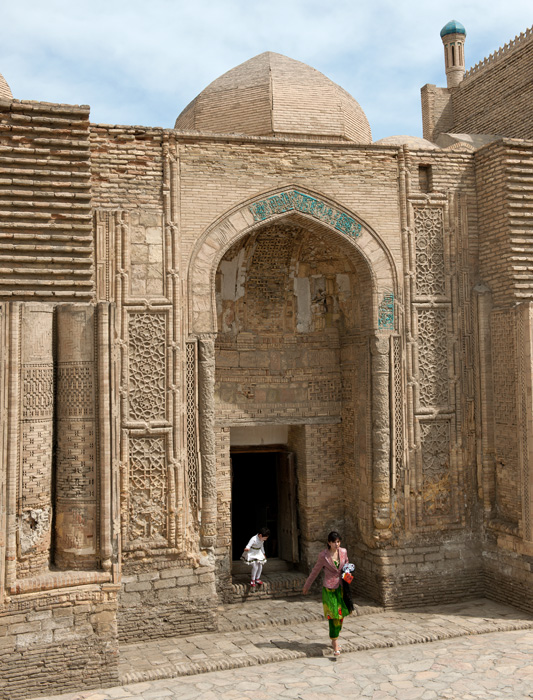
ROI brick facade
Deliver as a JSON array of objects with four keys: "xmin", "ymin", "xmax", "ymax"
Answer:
[{"xmin": 1, "ymin": 22, "xmax": 533, "ymax": 699}]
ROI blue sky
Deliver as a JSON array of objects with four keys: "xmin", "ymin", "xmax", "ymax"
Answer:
[{"xmin": 2, "ymin": 0, "xmax": 532, "ymax": 140}]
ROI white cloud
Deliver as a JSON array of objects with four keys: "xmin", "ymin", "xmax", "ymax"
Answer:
[{"xmin": 1, "ymin": 0, "xmax": 532, "ymax": 138}]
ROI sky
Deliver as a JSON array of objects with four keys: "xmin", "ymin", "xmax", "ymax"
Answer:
[{"xmin": 1, "ymin": 0, "xmax": 532, "ymax": 141}]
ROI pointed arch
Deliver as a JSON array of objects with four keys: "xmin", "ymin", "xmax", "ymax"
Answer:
[{"xmin": 188, "ymin": 185, "xmax": 398, "ymax": 335}]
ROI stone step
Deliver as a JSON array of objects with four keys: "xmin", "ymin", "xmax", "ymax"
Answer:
[
  {"xmin": 231, "ymin": 557, "xmax": 294, "ymax": 574},
  {"xmin": 229, "ymin": 570, "xmax": 308, "ymax": 602},
  {"xmin": 117, "ymin": 597, "xmax": 533, "ymax": 686},
  {"xmin": 217, "ymin": 593, "xmax": 384, "ymax": 633}
]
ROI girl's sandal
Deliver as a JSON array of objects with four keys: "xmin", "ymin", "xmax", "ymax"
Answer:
[{"xmin": 333, "ymin": 649, "xmax": 341, "ymax": 656}]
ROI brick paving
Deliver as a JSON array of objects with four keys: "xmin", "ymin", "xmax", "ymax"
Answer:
[{"xmin": 26, "ymin": 597, "xmax": 533, "ymax": 699}]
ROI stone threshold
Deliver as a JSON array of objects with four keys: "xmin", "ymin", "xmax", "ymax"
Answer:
[
  {"xmin": 118, "ymin": 597, "xmax": 533, "ymax": 686},
  {"xmin": 229, "ymin": 570, "xmax": 308, "ymax": 602}
]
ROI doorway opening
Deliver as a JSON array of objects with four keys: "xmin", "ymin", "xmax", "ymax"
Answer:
[{"xmin": 231, "ymin": 447, "xmax": 299, "ymax": 565}]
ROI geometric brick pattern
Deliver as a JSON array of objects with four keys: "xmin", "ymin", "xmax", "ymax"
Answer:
[
  {"xmin": 22, "ymin": 367, "xmax": 54, "ymax": 419},
  {"xmin": 20, "ymin": 421, "xmax": 53, "ymax": 510},
  {"xmin": 417, "ymin": 307, "xmax": 449, "ymax": 408},
  {"xmin": 57, "ymin": 364, "xmax": 94, "ymax": 419},
  {"xmin": 186, "ymin": 341, "xmax": 200, "ymax": 514},
  {"xmin": 127, "ymin": 436, "xmax": 167, "ymax": 545},
  {"xmin": 56, "ymin": 420, "xmax": 96, "ymax": 500},
  {"xmin": 128, "ymin": 313, "xmax": 166, "ymax": 422},
  {"xmin": 414, "ymin": 205, "xmax": 445, "ymax": 297}
]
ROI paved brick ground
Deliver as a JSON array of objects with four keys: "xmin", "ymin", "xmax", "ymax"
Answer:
[{"xmin": 27, "ymin": 597, "xmax": 533, "ymax": 700}]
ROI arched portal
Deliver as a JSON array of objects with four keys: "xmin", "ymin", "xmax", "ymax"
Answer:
[
  {"xmin": 187, "ymin": 187, "xmax": 400, "ymax": 583},
  {"xmin": 188, "ymin": 187, "xmax": 397, "ymax": 335}
]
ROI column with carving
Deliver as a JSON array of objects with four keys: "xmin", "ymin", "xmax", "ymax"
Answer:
[
  {"xmin": 197, "ymin": 335, "xmax": 217, "ymax": 548},
  {"xmin": 17, "ymin": 303, "xmax": 55, "ymax": 579},
  {"xmin": 55, "ymin": 304, "xmax": 98, "ymax": 569},
  {"xmin": 371, "ymin": 335, "xmax": 392, "ymax": 538}
]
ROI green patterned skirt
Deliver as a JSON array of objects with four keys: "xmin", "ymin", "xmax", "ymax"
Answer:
[{"xmin": 322, "ymin": 586, "xmax": 350, "ymax": 621}]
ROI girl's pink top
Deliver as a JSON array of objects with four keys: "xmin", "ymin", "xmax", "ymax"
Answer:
[{"xmin": 303, "ymin": 547, "xmax": 349, "ymax": 592}]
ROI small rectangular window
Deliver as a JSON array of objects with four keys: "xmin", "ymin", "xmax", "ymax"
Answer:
[{"xmin": 419, "ymin": 165, "xmax": 432, "ymax": 193}]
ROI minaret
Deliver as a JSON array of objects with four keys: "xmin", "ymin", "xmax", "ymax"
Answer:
[{"xmin": 440, "ymin": 20, "xmax": 466, "ymax": 88}]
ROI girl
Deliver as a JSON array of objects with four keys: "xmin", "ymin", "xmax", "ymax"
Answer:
[
  {"xmin": 302, "ymin": 531, "xmax": 351, "ymax": 656},
  {"xmin": 242, "ymin": 526, "xmax": 270, "ymax": 586}
]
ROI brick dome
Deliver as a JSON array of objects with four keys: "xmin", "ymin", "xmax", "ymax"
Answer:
[
  {"xmin": 175, "ymin": 52, "xmax": 372, "ymax": 144},
  {"xmin": 0, "ymin": 72, "xmax": 13, "ymax": 101}
]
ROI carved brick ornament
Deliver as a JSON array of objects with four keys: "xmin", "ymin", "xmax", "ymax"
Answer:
[
  {"xmin": 128, "ymin": 313, "xmax": 167, "ymax": 422},
  {"xmin": 414, "ymin": 206, "xmax": 446, "ymax": 297}
]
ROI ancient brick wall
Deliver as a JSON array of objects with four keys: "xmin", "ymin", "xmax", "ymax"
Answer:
[
  {"xmin": 190, "ymin": 139, "xmax": 486, "ymax": 604},
  {"xmin": 0, "ymin": 299, "xmax": 120, "ymax": 697},
  {"xmin": 476, "ymin": 301, "xmax": 533, "ymax": 617},
  {"xmin": 90, "ymin": 127, "xmax": 219, "ymax": 643},
  {"xmin": 117, "ymin": 561, "xmax": 216, "ymax": 642},
  {"xmin": 398, "ymin": 149, "xmax": 478, "ymax": 542},
  {"xmin": 474, "ymin": 142, "xmax": 533, "ymax": 599},
  {"xmin": 341, "ymin": 337, "xmax": 372, "ymax": 551},
  {"xmin": 14, "ymin": 304, "xmax": 55, "ymax": 580},
  {"xmin": 0, "ymin": 301, "xmax": 117, "ymax": 582},
  {"xmin": 90, "ymin": 125, "xmax": 164, "ymax": 210},
  {"xmin": 2, "ymin": 35, "xmax": 533, "ymax": 693},
  {"xmin": 420, "ymin": 85, "xmax": 454, "ymax": 142},
  {"xmin": 353, "ymin": 536, "xmax": 483, "ymax": 607},
  {"xmin": 176, "ymin": 139, "xmax": 401, "ymax": 259},
  {"xmin": 490, "ymin": 309, "xmax": 521, "ymax": 530},
  {"xmin": 0, "ymin": 101, "xmax": 94, "ymax": 301},
  {"xmin": 285, "ymin": 423, "xmax": 344, "ymax": 569},
  {"xmin": 475, "ymin": 140, "xmax": 533, "ymax": 306},
  {"xmin": 483, "ymin": 536, "xmax": 533, "ymax": 615},
  {"xmin": 0, "ymin": 586, "xmax": 119, "ymax": 700},
  {"xmin": 452, "ymin": 30, "xmax": 533, "ymax": 140}
]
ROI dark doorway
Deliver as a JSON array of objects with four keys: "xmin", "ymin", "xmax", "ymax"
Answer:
[{"xmin": 231, "ymin": 448, "xmax": 299, "ymax": 563}]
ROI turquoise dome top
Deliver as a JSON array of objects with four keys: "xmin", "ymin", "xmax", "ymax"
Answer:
[{"xmin": 440, "ymin": 20, "xmax": 466, "ymax": 38}]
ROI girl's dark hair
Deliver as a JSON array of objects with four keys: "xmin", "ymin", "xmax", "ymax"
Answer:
[
  {"xmin": 259, "ymin": 527, "xmax": 271, "ymax": 537},
  {"xmin": 327, "ymin": 531, "xmax": 341, "ymax": 543}
]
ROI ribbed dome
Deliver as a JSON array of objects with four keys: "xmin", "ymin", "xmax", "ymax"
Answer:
[
  {"xmin": 0, "ymin": 72, "xmax": 13, "ymax": 101},
  {"xmin": 374, "ymin": 135, "xmax": 440, "ymax": 150},
  {"xmin": 175, "ymin": 52, "xmax": 371, "ymax": 144}
]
